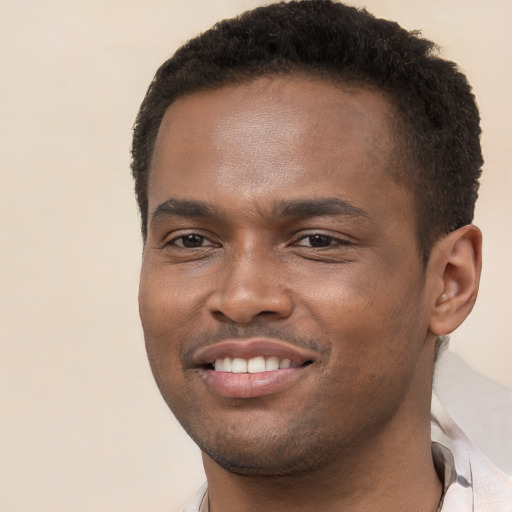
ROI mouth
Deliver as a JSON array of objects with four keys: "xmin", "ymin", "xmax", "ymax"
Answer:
[
  {"xmin": 193, "ymin": 339, "xmax": 316, "ymax": 399},
  {"xmin": 206, "ymin": 356, "xmax": 312, "ymax": 373}
]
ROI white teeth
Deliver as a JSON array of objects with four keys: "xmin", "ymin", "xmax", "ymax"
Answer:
[
  {"xmin": 248, "ymin": 356, "xmax": 266, "ymax": 373},
  {"xmin": 231, "ymin": 358, "xmax": 248, "ymax": 373},
  {"xmin": 265, "ymin": 356, "xmax": 279, "ymax": 371},
  {"xmin": 214, "ymin": 357, "xmax": 230, "ymax": 372},
  {"xmin": 213, "ymin": 356, "xmax": 300, "ymax": 373}
]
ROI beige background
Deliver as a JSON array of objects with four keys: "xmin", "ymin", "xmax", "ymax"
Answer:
[{"xmin": 1, "ymin": 0, "xmax": 511, "ymax": 510}]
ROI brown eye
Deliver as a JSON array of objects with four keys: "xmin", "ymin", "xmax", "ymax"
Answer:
[
  {"xmin": 306, "ymin": 234, "xmax": 334, "ymax": 247},
  {"xmin": 177, "ymin": 234, "xmax": 206, "ymax": 248},
  {"xmin": 293, "ymin": 233, "xmax": 350, "ymax": 249}
]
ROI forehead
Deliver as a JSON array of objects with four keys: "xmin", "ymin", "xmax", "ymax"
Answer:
[{"xmin": 149, "ymin": 76, "xmax": 409, "ymax": 223}]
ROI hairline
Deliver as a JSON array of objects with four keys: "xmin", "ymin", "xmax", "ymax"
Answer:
[{"xmin": 144, "ymin": 68, "xmax": 429, "ymax": 259}]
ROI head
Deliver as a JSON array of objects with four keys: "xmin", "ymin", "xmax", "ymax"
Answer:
[
  {"xmin": 132, "ymin": 0, "xmax": 482, "ymax": 263},
  {"xmin": 133, "ymin": 1, "xmax": 482, "ymax": 478}
]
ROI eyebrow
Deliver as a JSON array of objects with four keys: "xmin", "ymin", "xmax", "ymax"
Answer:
[
  {"xmin": 151, "ymin": 198, "xmax": 219, "ymax": 226},
  {"xmin": 271, "ymin": 198, "xmax": 370, "ymax": 220},
  {"xmin": 150, "ymin": 196, "xmax": 371, "ymax": 227}
]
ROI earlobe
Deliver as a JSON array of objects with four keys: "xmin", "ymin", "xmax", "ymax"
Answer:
[{"xmin": 428, "ymin": 225, "xmax": 482, "ymax": 336}]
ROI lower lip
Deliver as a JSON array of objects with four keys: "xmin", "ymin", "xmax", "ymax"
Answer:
[{"xmin": 200, "ymin": 366, "xmax": 310, "ymax": 399}]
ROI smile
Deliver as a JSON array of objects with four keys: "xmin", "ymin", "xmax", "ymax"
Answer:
[
  {"xmin": 213, "ymin": 356, "xmax": 301, "ymax": 373},
  {"xmin": 194, "ymin": 338, "xmax": 317, "ymax": 398}
]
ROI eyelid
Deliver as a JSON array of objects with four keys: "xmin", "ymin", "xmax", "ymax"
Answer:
[
  {"xmin": 164, "ymin": 230, "xmax": 220, "ymax": 248},
  {"xmin": 291, "ymin": 230, "xmax": 352, "ymax": 247}
]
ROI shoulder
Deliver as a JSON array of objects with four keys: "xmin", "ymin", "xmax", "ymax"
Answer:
[
  {"xmin": 432, "ymin": 394, "xmax": 512, "ymax": 512},
  {"xmin": 182, "ymin": 482, "xmax": 208, "ymax": 512}
]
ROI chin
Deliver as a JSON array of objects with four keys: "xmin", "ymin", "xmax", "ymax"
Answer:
[
  {"xmin": 202, "ymin": 444, "xmax": 337, "ymax": 477},
  {"xmin": 189, "ymin": 420, "xmax": 347, "ymax": 477}
]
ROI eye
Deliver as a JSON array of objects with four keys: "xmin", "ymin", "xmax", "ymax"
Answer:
[
  {"xmin": 295, "ymin": 233, "xmax": 344, "ymax": 248},
  {"xmin": 171, "ymin": 234, "xmax": 212, "ymax": 248},
  {"xmin": 304, "ymin": 234, "xmax": 333, "ymax": 247}
]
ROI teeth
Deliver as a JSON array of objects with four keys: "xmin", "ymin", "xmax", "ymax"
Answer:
[
  {"xmin": 213, "ymin": 356, "xmax": 300, "ymax": 373},
  {"xmin": 214, "ymin": 357, "xmax": 231, "ymax": 372},
  {"xmin": 247, "ymin": 356, "xmax": 265, "ymax": 373},
  {"xmin": 265, "ymin": 356, "xmax": 279, "ymax": 371},
  {"xmin": 231, "ymin": 358, "xmax": 248, "ymax": 373}
]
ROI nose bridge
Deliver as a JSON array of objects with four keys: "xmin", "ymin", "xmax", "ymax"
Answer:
[{"xmin": 211, "ymin": 238, "xmax": 292, "ymax": 323}]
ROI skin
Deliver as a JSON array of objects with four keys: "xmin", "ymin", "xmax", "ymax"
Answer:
[{"xmin": 139, "ymin": 76, "xmax": 481, "ymax": 511}]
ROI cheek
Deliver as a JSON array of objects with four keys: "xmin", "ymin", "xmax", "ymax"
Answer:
[
  {"xmin": 138, "ymin": 266, "xmax": 203, "ymax": 409},
  {"xmin": 139, "ymin": 261, "xmax": 205, "ymax": 339},
  {"xmin": 302, "ymin": 261, "xmax": 427, "ymax": 363},
  {"xmin": 308, "ymin": 273, "xmax": 427, "ymax": 427},
  {"xmin": 139, "ymin": 265, "xmax": 193, "ymax": 388}
]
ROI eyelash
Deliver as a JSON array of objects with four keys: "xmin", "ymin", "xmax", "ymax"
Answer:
[
  {"xmin": 166, "ymin": 231, "xmax": 351, "ymax": 249},
  {"xmin": 292, "ymin": 232, "xmax": 351, "ymax": 248},
  {"xmin": 167, "ymin": 232, "xmax": 217, "ymax": 249}
]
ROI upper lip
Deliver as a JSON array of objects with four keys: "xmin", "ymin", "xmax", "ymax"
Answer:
[{"xmin": 193, "ymin": 338, "xmax": 319, "ymax": 366}]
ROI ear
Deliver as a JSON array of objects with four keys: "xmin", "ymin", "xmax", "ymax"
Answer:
[{"xmin": 427, "ymin": 225, "xmax": 482, "ymax": 336}]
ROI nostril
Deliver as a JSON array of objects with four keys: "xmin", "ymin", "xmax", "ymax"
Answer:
[{"xmin": 208, "ymin": 286, "xmax": 294, "ymax": 324}]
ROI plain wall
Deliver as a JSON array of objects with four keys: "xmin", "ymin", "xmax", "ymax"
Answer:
[{"xmin": 0, "ymin": 1, "xmax": 510, "ymax": 510}]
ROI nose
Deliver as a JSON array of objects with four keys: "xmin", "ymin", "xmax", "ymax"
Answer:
[{"xmin": 208, "ymin": 247, "xmax": 293, "ymax": 324}]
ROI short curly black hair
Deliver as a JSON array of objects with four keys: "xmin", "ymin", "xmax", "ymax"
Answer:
[{"xmin": 131, "ymin": 0, "xmax": 482, "ymax": 262}]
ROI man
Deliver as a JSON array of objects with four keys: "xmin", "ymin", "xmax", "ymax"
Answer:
[{"xmin": 131, "ymin": 1, "xmax": 512, "ymax": 510}]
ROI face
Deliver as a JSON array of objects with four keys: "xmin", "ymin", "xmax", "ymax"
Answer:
[{"xmin": 139, "ymin": 76, "xmax": 436, "ymax": 476}]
